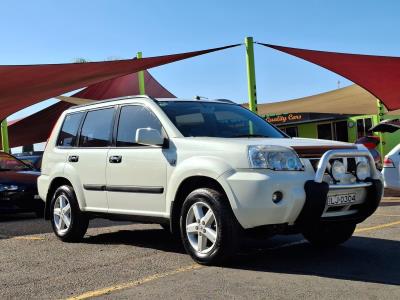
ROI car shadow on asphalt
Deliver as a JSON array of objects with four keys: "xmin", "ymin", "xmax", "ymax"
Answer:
[
  {"xmin": 0, "ymin": 214, "xmax": 130, "ymax": 238},
  {"xmin": 0, "ymin": 212, "xmax": 39, "ymax": 222},
  {"xmin": 83, "ymin": 228, "xmax": 399, "ymax": 286},
  {"xmin": 84, "ymin": 228, "xmax": 186, "ymax": 254},
  {"xmin": 228, "ymin": 236, "xmax": 400, "ymax": 286}
]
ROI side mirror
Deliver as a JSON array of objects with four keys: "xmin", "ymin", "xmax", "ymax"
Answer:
[{"xmin": 135, "ymin": 128, "xmax": 164, "ymax": 146}]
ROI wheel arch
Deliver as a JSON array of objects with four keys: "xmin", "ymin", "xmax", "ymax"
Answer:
[{"xmin": 169, "ymin": 175, "xmax": 235, "ymax": 236}]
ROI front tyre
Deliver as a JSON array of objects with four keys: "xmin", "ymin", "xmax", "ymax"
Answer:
[
  {"xmin": 50, "ymin": 185, "xmax": 89, "ymax": 242},
  {"xmin": 180, "ymin": 188, "xmax": 238, "ymax": 265},
  {"xmin": 302, "ymin": 222, "xmax": 356, "ymax": 248}
]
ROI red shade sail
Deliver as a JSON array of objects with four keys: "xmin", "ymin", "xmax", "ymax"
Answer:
[
  {"xmin": 0, "ymin": 44, "xmax": 240, "ymax": 122},
  {"xmin": 5, "ymin": 70, "xmax": 175, "ymax": 148},
  {"xmin": 258, "ymin": 43, "xmax": 400, "ymax": 111}
]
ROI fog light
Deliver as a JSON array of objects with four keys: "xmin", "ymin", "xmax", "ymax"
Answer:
[
  {"xmin": 331, "ymin": 160, "xmax": 346, "ymax": 181},
  {"xmin": 272, "ymin": 191, "xmax": 283, "ymax": 203},
  {"xmin": 356, "ymin": 161, "xmax": 370, "ymax": 181}
]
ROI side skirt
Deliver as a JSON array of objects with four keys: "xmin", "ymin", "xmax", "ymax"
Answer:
[{"xmin": 85, "ymin": 211, "xmax": 169, "ymax": 225}]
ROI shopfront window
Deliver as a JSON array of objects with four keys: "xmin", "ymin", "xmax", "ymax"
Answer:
[
  {"xmin": 317, "ymin": 121, "xmax": 348, "ymax": 141},
  {"xmin": 334, "ymin": 121, "xmax": 349, "ymax": 142},
  {"xmin": 282, "ymin": 126, "xmax": 298, "ymax": 137},
  {"xmin": 317, "ymin": 123, "xmax": 333, "ymax": 140},
  {"xmin": 357, "ymin": 118, "xmax": 372, "ymax": 138}
]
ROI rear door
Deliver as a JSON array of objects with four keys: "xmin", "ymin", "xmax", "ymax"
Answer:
[{"xmin": 65, "ymin": 107, "xmax": 116, "ymax": 212}]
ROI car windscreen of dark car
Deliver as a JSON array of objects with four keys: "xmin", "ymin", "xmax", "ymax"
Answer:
[
  {"xmin": 18, "ymin": 156, "xmax": 42, "ymax": 171},
  {"xmin": 158, "ymin": 101, "xmax": 285, "ymax": 138},
  {"xmin": 0, "ymin": 152, "xmax": 32, "ymax": 171}
]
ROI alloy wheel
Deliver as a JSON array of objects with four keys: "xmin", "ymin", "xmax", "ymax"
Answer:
[
  {"xmin": 53, "ymin": 194, "xmax": 71, "ymax": 235},
  {"xmin": 185, "ymin": 201, "xmax": 218, "ymax": 255}
]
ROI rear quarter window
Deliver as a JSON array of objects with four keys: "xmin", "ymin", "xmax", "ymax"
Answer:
[{"xmin": 57, "ymin": 112, "xmax": 84, "ymax": 147}]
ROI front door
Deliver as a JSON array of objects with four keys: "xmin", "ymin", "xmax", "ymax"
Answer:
[{"xmin": 106, "ymin": 105, "xmax": 168, "ymax": 216}]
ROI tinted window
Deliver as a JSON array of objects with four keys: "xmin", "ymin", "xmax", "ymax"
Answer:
[
  {"xmin": 284, "ymin": 126, "xmax": 298, "ymax": 137},
  {"xmin": 158, "ymin": 101, "xmax": 284, "ymax": 138},
  {"xmin": 317, "ymin": 123, "xmax": 333, "ymax": 140},
  {"xmin": 357, "ymin": 118, "xmax": 373, "ymax": 138},
  {"xmin": 116, "ymin": 106, "xmax": 162, "ymax": 147},
  {"xmin": 334, "ymin": 121, "xmax": 349, "ymax": 142},
  {"xmin": 79, "ymin": 108, "xmax": 115, "ymax": 147},
  {"xmin": 365, "ymin": 118, "xmax": 372, "ymax": 134},
  {"xmin": 57, "ymin": 112, "xmax": 84, "ymax": 147}
]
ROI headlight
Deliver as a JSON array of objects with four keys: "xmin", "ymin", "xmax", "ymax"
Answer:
[
  {"xmin": 0, "ymin": 184, "xmax": 19, "ymax": 192},
  {"xmin": 356, "ymin": 161, "xmax": 371, "ymax": 181},
  {"xmin": 331, "ymin": 160, "xmax": 346, "ymax": 181},
  {"xmin": 248, "ymin": 145, "xmax": 304, "ymax": 171}
]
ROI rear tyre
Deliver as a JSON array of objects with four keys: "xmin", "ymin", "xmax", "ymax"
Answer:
[
  {"xmin": 50, "ymin": 185, "xmax": 89, "ymax": 242},
  {"xmin": 180, "ymin": 188, "xmax": 239, "ymax": 265},
  {"xmin": 302, "ymin": 222, "xmax": 356, "ymax": 248}
]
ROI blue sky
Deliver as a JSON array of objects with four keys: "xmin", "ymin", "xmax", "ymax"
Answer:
[{"xmin": 2, "ymin": 0, "xmax": 400, "ymax": 120}]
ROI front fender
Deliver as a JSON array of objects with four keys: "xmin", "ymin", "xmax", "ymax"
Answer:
[{"xmin": 165, "ymin": 156, "xmax": 235, "ymax": 214}]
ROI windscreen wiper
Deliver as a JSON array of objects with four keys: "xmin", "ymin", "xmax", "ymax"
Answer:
[{"xmin": 232, "ymin": 134, "xmax": 269, "ymax": 138}]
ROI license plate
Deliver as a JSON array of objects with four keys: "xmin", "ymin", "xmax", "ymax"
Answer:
[{"xmin": 327, "ymin": 193, "xmax": 356, "ymax": 206}]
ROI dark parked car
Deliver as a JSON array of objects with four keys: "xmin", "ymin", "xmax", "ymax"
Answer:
[
  {"xmin": 14, "ymin": 151, "xmax": 43, "ymax": 171},
  {"xmin": 0, "ymin": 152, "xmax": 43, "ymax": 217}
]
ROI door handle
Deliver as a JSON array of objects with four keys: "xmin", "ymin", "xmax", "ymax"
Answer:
[
  {"xmin": 109, "ymin": 155, "xmax": 122, "ymax": 163},
  {"xmin": 68, "ymin": 155, "xmax": 79, "ymax": 163}
]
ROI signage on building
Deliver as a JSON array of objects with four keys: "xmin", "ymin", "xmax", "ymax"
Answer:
[
  {"xmin": 266, "ymin": 113, "xmax": 307, "ymax": 124},
  {"xmin": 264, "ymin": 112, "xmax": 349, "ymax": 126}
]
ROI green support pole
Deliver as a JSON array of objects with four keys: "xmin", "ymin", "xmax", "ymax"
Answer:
[
  {"xmin": 377, "ymin": 99, "xmax": 385, "ymax": 160},
  {"xmin": 1, "ymin": 119, "xmax": 10, "ymax": 153},
  {"xmin": 245, "ymin": 37, "xmax": 257, "ymax": 113},
  {"xmin": 137, "ymin": 52, "xmax": 146, "ymax": 95}
]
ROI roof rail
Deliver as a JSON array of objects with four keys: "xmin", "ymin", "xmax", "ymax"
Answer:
[
  {"xmin": 69, "ymin": 94, "xmax": 156, "ymax": 109},
  {"xmin": 214, "ymin": 98, "xmax": 237, "ymax": 104}
]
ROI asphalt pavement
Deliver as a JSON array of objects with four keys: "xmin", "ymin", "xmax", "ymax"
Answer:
[{"xmin": 0, "ymin": 198, "xmax": 399, "ymax": 299}]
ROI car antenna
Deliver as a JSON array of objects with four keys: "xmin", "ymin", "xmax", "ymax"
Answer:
[{"xmin": 195, "ymin": 95, "xmax": 208, "ymax": 101}]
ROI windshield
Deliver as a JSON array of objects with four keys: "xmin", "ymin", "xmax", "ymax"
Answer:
[
  {"xmin": 0, "ymin": 152, "xmax": 32, "ymax": 171},
  {"xmin": 158, "ymin": 101, "xmax": 285, "ymax": 138}
]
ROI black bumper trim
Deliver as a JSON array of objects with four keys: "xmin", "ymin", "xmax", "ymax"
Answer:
[{"xmin": 295, "ymin": 179, "xmax": 383, "ymax": 226}]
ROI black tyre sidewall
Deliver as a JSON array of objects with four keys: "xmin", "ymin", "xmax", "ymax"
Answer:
[
  {"xmin": 50, "ymin": 185, "xmax": 88, "ymax": 242},
  {"xmin": 180, "ymin": 188, "xmax": 237, "ymax": 265}
]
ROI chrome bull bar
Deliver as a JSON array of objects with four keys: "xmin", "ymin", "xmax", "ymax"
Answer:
[{"xmin": 314, "ymin": 149, "xmax": 379, "ymax": 188}]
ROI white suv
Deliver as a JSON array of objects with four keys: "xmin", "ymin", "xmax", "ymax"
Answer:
[{"xmin": 38, "ymin": 96, "xmax": 383, "ymax": 265}]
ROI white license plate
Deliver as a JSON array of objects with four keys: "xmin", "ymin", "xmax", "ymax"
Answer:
[{"xmin": 327, "ymin": 193, "xmax": 356, "ymax": 206}]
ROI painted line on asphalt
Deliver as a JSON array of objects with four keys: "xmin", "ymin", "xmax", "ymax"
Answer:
[
  {"xmin": 12, "ymin": 236, "xmax": 46, "ymax": 241},
  {"xmin": 375, "ymin": 213, "xmax": 400, "ymax": 217},
  {"xmin": 66, "ymin": 264, "xmax": 202, "ymax": 300},
  {"xmin": 0, "ymin": 234, "xmax": 45, "ymax": 240},
  {"xmin": 381, "ymin": 199, "xmax": 400, "ymax": 202},
  {"xmin": 355, "ymin": 220, "xmax": 400, "ymax": 233}
]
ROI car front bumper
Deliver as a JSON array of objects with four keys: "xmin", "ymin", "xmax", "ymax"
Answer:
[
  {"xmin": 0, "ymin": 190, "xmax": 41, "ymax": 213},
  {"xmin": 220, "ymin": 149, "xmax": 383, "ymax": 229}
]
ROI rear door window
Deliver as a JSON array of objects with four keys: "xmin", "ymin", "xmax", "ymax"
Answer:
[
  {"xmin": 57, "ymin": 112, "xmax": 84, "ymax": 147},
  {"xmin": 79, "ymin": 108, "xmax": 115, "ymax": 147}
]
